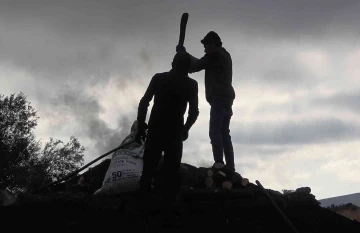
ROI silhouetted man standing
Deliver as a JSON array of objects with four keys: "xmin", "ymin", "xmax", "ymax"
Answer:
[
  {"xmin": 177, "ymin": 31, "xmax": 236, "ymax": 172},
  {"xmin": 136, "ymin": 52, "xmax": 199, "ymax": 203}
]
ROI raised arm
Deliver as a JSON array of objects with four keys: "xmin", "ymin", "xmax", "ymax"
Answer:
[
  {"xmin": 188, "ymin": 52, "xmax": 217, "ymax": 73},
  {"xmin": 176, "ymin": 45, "xmax": 216, "ymax": 74}
]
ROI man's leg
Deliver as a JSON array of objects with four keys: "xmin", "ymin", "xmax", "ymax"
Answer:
[
  {"xmin": 139, "ymin": 135, "xmax": 163, "ymax": 194},
  {"xmin": 222, "ymin": 104, "xmax": 235, "ymax": 169},
  {"xmin": 209, "ymin": 99, "xmax": 225, "ymax": 165},
  {"xmin": 162, "ymin": 138, "xmax": 183, "ymax": 203}
]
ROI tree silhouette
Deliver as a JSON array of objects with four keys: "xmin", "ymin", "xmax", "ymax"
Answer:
[
  {"xmin": 0, "ymin": 93, "xmax": 84, "ymax": 193},
  {"xmin": 40, "ymin": 136, "xmax": 84, "ymax": 182}
]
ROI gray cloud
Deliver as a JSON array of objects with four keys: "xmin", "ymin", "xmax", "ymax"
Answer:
[
  {"xmin": 0, "ymin": 1, "xmax": 164, "ymax": 82},
  {"xmin": 49, "ymin": 84, "xmax": 134, "ymax": 155},
  {"xmin": 312, "ymin": 91, "xmax": 360, "ymax": 113},
  {"xmin": 233, "ymin": 0, "xmax": 360, "ymax": 40},
  {"xmin": 232, "ymin": 118, "xmax": 360, "ymax": 145},
  {"xmin": 2, "ymin": 0, "xmax": 357, "ymax": 39},
  {"xmin": 233, "ymin": 48, "xmax": 315, "ymax": 88},
  {"xmin": 1, "ymin": 0, "xmax": 359, "ymax": 79},
  {"xmin": 0, "ymin": 23, "xmax": 132, "ymax": 82},
  {"xmin": 251, "ymin": 145, "xmax": 290, "ymax": 156},
  {"xmin": 139, "ymin": 48, "xmax": 153, "ymax": 72}
]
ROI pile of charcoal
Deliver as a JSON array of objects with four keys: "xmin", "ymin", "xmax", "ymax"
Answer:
[{"xmin": 283, "ymin": 187, "xmax": 321, "ymax": 206}]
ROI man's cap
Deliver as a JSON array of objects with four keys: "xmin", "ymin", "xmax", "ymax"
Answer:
[{"xmin": 201, "ymin": 31, "xmax": 222, "ymax": 46}]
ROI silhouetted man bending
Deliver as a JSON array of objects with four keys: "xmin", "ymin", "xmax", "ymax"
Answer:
[
  {"xmin": 136, "ymin": 52, "xmax": 199, "ymax": 203},
  {"xmin": 177, "ymin": 31, "xmax": 236, "ymax": 172}
]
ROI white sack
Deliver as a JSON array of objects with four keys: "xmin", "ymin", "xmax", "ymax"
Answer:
[{"xmin": 94, "ymin": 121, "xmax": 145, "ymax": 195}]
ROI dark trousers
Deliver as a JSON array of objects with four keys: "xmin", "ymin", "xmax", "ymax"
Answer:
[
  {"xmin": 139, "ymin": 130, "xmax": 183, "ymax": 202},
  {"xmin": 209, "ymin": 98, "xmax": 235, "ymax": 168}
]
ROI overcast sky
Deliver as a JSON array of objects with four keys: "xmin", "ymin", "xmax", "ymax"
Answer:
[{"xmin": 1, "ymin": 0, "xmax": 360, "ymax": 199}]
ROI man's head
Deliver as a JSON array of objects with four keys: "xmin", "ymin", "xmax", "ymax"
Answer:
[
  {"xmin": 201, "ymin": 31, "xmax": 222, "ymax": 54},
  {"xmin": 172, "ymin": 52, "xmax": 191, "ymax": 73}
]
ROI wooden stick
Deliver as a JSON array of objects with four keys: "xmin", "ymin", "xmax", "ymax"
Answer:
[{"xmin": 256, "ymin": 180, "xmax": 300, "ymax": 233}]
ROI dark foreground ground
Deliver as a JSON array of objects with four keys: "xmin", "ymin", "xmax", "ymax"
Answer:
[
  {"xmin": 2, "ymin": 159, "xmax": 359, "ymax": 232},
  {"xmin": 1, "ymin": 187, "xmax": 360, "ymax": 233}
]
